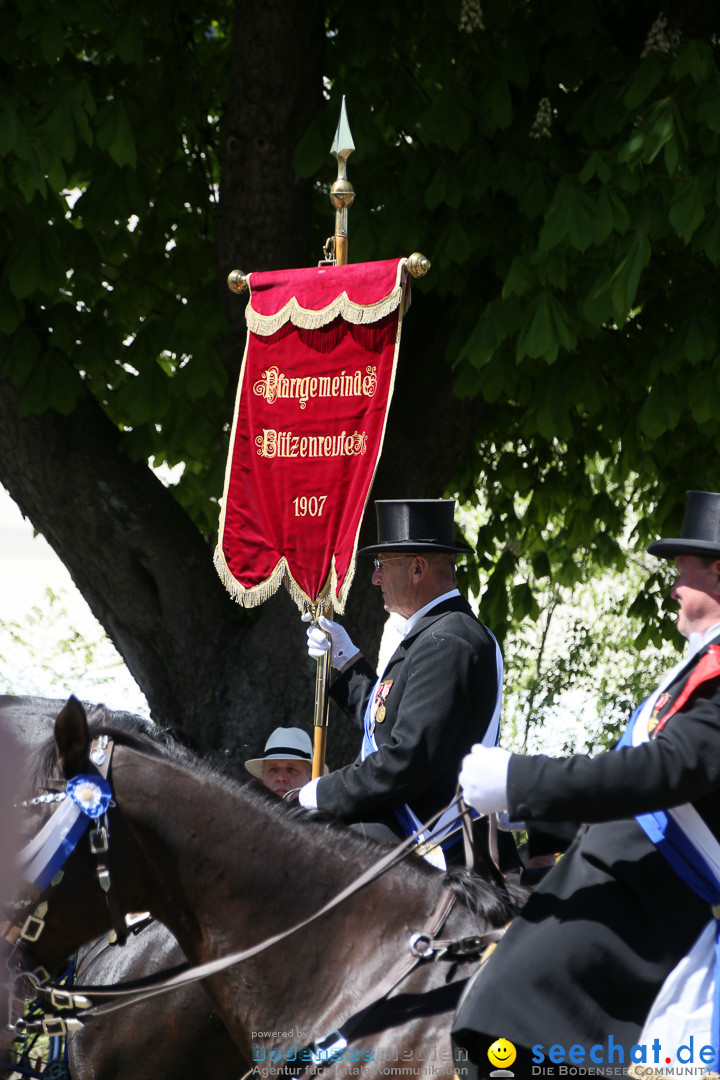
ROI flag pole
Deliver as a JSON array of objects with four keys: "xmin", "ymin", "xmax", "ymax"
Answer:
[
  {"xmin": 323, "ymin": 96, "xmax": 355, "ymax": 267},
  {"xmin": 311, "ymin": 98, "xmax": 356, "ymax": 779},
  {"xmin": 224, "ymin": 98, "xmax": 431, "ymax": 780}
]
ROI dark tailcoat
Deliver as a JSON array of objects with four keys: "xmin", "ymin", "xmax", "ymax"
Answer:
[
  {"xmin": 453, "ymin": 635, "xmax": 720, "ymax": 1070},
  {"xmin": 315, "ymin": 595, "xmax": 500, "ymax": 835}
]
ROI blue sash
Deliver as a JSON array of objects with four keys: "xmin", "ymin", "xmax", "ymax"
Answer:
[{"xmin": 618, "ymin": 702, "xmax": 720, "ymax": 1068}]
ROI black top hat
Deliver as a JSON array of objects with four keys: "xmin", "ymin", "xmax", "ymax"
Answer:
[
  {"xmin": 647, "ymin": 490, "xmax": 720, "ymax": 560},
  {"xmin": 357, "ymin": 499, "xmax": 474, "ymax": 556}
]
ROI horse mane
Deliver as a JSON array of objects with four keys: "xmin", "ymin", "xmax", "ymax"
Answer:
[
  {"xmin": 29, "ymin": 701, "xmax": 524, "ymax": 926},
  {"xmin": 442, "ymin": 866, "xmax": 526, "ymax": 925}
]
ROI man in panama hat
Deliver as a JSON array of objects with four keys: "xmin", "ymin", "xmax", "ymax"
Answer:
[
  {"xmin": 299, "ymin": 498, "xmax": 506, "ymax": 869},
  {"xmin": 245, "ymin": 727, "xmax": 325, "ymax": 798},
  {"xmin": 452, "ymin": 490, "xmax": 720, "ymax": 1078}
]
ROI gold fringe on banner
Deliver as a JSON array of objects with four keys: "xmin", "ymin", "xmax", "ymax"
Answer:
[
  {"xmin": 246, "ymin": 260, "xmax": 410, "ymax": 337},
  {"xmin": 213, "ymin": 545, "xmax": 357, "ymax": 617}
]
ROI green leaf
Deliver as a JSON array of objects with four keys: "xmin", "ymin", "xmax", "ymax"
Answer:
[
  {"xmin": 516, "ymin": 294, "xmax": 574, "ymax": 364},
  {"xmin": 1, "ymin": 328, "xmax": 40, "ymax": 389},
  {"xmin": 1, "ymin": 330, "xmax": 40, "ymax": 395},
  {"xmin": 618, "ymin": 98, "xmax": 675, "ymax": 167},
  {"xmin": 694, "ymin": 206, "xmax": 720, "ymax": 266},
  {"xmin": 8, "ymin": 231, "xmax": 66, "ymax": 299},
  {"xmin": 638, "ymin": 381, "xmax": 681, "ymax": 439},
  {"xmin": 624, "ymin": 53, "xmax": 663, "ymax": 110},
  {"xmin": 44, "ymin": 98, "xmax": 77, "ymax": 161},
  {"xmin": 517, "ymin": 295, "xmax": 554, "ymax": 361},
  {"xmin": 95, "ymin": 100, "xmax": 136, "ymax": 168},
  {"xmin": 17, "ymin": 351, "xmax": 81, "ymax": 417},
  {"xmin": 607, "ymin": 190, "xmax": 630, "ymax": 234},
  {"xmin": 579, "ymin": 151, "xmax": 611, "ymax": 185},
  {"xmin": 668, "ymin": 177, "xmax": 705, "ymax": 243},
  {"xmin": 540, "ymin": 184, "xmax": 598, "ymax": 253},
  {"xmin": 688, "ymin": 366, "xmax": 720, "ymax": 424},
  {"xmin": 511, "ymin": 581, "xmax": 539, "ymax": 620},
  {"xmin": 115, "ymin": 360, "xmax": 171, "ymax": 426},
  {"xmin": 458, "ymin": 299, "xmax": 520, "ymax": 370},
  {"xmin": 12, "ymin": 151, "xmax": 47, "ymax": 202},
  {"xmin": 671, "ymin": 40, "xmax": 713, "ymax": 85},
  {"xmin": 683, "ymin": 318, "xmax": 716, "ymax": 365},
  {"xmin": 592, "ymin": 189, "xmax": 614, "ymax": 245},
  {"xmin": 609, "ymin": 231, "xmax": 650, "ymax": 322},
  {"xmin": 535, "ymin": 382, "xmax": 573, "ymax": 441},
  {"xmin": 531, "ymin": 551, "xmax": 551, "ymax": 580},
  {"xmin": 502, "ymin": 256, "xmax": 534, "ymax": 299},
  {"xmin": 69, "ymin": 91, "xmax": 94, "ymax": 147}
]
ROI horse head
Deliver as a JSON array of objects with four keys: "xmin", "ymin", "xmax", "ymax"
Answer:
[{"xmin": 8, "ymin": 697, "xmax": 155, "ymax": 977}]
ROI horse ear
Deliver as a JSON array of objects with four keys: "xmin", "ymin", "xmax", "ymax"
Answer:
[{"xmin": 55, "ymin": 695, "xmax": 91, "ymax": 778}]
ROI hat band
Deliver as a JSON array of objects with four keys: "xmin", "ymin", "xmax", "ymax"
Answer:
[{"xmin": 263, "ymin": 746, "xmax": 311, "ymax": 759}]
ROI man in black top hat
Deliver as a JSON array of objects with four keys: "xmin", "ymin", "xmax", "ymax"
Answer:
[
  {"xmin": 451, "ymin": 490, "xmax": 720, "ymax": 1078},
  {"xmin": 299, "ymin": 498, "xmax": 504, "ymax": 868}
]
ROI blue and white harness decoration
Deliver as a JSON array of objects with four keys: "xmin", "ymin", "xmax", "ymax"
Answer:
[
  {"xmin": 361, "ymin": 624, "xmax": 503, "ymax": 870},
  {"xmin": 17, "ymin": 775, "xmax": 113, "ymax": 892},
  {"xmin": 616, "ymin": 647, "xmax": 720, "ymax": 1071}
]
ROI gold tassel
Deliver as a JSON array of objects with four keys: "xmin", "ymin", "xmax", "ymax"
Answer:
[{"xmin": 246, "ymin": 284, "xmax": 410, "ymax": 337}]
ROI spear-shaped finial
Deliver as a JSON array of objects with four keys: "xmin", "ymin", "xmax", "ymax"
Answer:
[{"xmin": 328, "ymin": 96, "xmax": 355, "ymax": 266}]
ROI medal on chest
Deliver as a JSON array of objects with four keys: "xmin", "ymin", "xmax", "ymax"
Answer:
[
  {"xmin": 372, "ymin": 680, "xmax": 393, "ymax": 729},
  {"xmin": 647, "ymin": 691, "xmax": 671, "ymax": 737}
]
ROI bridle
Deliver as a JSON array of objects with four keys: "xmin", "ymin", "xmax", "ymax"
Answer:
[
  {"xmin": 3, "ymin": 736, "xmax": 127, "ymax": 1038},
  {"xmin": 4, "ymin": 739, "xmax": 511, "ymax": 1067}
]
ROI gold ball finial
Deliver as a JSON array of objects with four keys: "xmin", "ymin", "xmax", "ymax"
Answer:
[
  {"xmin": 406, "ymin": 253, "xmax": 431, "ymax": 278},
  {"xmin": 227, "ymin": 270, "xmax": 249, "ymax": 294},
  {"xmin": 330, "ymin": 178, "xmax": 356, "ymax": 209}
]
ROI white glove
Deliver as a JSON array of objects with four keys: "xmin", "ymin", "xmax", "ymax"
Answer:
[
  {"xmin": 298, "ymin": 777, "xmax": 320, "ymax": 809},
  {"xmin": 302, "ymin": 613, "xmax": 360, "ymax": 670},
  {"xmin": 458, "ymin": 745, "xmax": 512, "ymax": 815}
]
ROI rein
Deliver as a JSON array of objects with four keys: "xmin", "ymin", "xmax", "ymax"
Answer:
[{"xmin": 8, "ymin": 743, "xmax": 508, "ymax": 1046}]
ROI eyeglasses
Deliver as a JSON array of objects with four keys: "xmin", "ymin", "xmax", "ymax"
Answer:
[{"xmin": 373, "ymin": 555, "xmax": 412, "ymax": 572}]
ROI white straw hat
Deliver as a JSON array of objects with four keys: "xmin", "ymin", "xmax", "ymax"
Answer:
[{"xmin": 244, "ymin": 727, "xmax": 327, "ymax": 778}]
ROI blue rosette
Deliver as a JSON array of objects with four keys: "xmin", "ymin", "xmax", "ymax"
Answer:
[{"xmin": 66, "ymin": 774, "xmax": 113, "ymax": 819}]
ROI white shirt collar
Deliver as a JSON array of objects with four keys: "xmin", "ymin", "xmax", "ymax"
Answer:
[
  {"xmin": 686, "ymin": 620, "xmax": 720, "ymax": 661},
  {"xmin": 401, "ymin": 589, "xmax": 461, "ymax": 638}
]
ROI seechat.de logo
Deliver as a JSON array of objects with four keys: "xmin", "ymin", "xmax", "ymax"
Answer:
[{"xmin": 487, "ymin": 1037, "xmax": 517, "ymax": 1076}]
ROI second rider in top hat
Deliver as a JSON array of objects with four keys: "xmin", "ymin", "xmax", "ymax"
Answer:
[
  {"xmin": 299, "ymin": 498, "xmax": 504, "ymax": 869},
  {"xmin": 452, "ymin": 489, "xmax": 720, "ymax": 1078}
]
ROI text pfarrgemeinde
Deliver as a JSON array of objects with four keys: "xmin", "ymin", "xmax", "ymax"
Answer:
[{"xmin": 252, "ymin": 365, "xmax": 378, "ymax": 409}]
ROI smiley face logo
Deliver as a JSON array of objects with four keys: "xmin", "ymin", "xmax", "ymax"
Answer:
[{"xmin": 487, "ymin": 1038, "xmax": 517, "ymax": 1071}]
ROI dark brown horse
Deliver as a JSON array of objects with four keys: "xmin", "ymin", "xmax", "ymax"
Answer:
[
  {"xmin": 69, "ymin": 921, "xmax": 243, "ymax": 1080},
  {"xmin": 1, "ymin": 696, "xmax": 243, "ymax": 1080},
  {"xmin": 11, "ymin": 697, "xmax": 523, "ymax": 1079}
]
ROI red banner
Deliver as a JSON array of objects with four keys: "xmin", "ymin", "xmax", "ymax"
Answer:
[{"xmin": 214, "ymin": 258, "xmax": 409, "ymax": 613}]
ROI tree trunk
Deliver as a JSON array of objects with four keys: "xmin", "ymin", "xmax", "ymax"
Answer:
[{"xmin": 0, "ymin": 0, "xmax": 487, "ymax": 768}]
